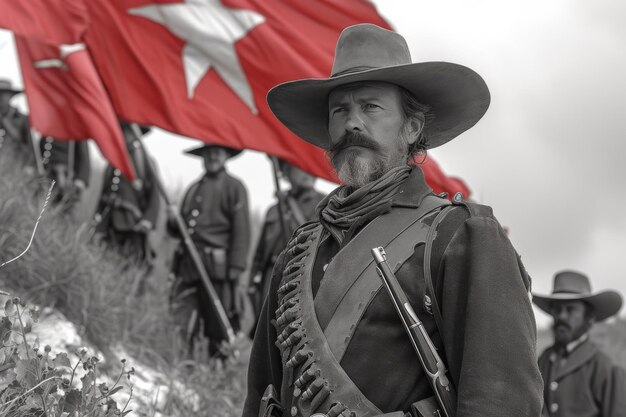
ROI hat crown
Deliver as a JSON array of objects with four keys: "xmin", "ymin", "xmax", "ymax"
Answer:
[
  {"xmin": 553, "ymin": 271, "xmax": 592, "ymax": 295},
  {"xmin": 0, "ymin": 79, "xmax": 19, "ymax": 92},
  {"xmin": 331, "ymin": 24, "xmax": 412, "ymax": 77}
]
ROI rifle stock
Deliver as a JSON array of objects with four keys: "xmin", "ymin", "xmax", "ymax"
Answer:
[{"xmin": 371, "ymin": 247, "xmax": 456, "ymax": 417}]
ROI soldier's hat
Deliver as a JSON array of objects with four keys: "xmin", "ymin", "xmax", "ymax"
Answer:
[
  {"xmin": 0, "ymin": 79, "xmax": 22, "ymax": 96},
  {"xmin": 267, "ymin": 23, "xmax": 490, "ymax": 151},
  {"xmin": 184, "ymin": 143, "xmax": 242, "ymax": 159},
  {"xmin": 533, "ymin": 270, "xmax": 623, "ymax": 322}
]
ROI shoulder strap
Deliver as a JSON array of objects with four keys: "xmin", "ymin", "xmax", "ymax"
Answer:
[{"xmin": 423, "ymin": 205, "xmax": 454, "ymax": 349}]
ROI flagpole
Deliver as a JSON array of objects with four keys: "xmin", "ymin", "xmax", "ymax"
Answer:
[
  {"xmin": 129, "ymin": 124, "xmax": 235, "ymax": 345},
  {"xmin": 67, "ymin": 140, "xmax": 75, "ymax": 183},
  {"xmin": 269, "ymin": 155, "xmax": 290, "ymax": 244}
]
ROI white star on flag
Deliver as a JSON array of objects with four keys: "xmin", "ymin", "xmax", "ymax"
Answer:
[{"xmin": 129, "ymin": 0, "xmax": 265, "ymax": 113}]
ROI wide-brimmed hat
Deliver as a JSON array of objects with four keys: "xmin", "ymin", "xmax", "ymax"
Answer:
[
  {"xmin": 0, "ymin": 79, "xmax": 22, "ymax": 95},
  {"xmin": 267, "ymin": 24, "xmax": 491, "ymax": 150},
  {"xmin": 533, "ymin": 271, "xmax": 623, "ymax": 322},
  {"xmin": 184, "ymin": 144, "xmax": 242, "ymax": 159}
]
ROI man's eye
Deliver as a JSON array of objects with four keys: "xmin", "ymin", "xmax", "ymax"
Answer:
[
  {"xmin": 331, "ymin": 107, "xmax": 346, "ymax": 115},
  {"xmin": 363, "ymin": 103, "xmax": 380, "ymax": 110}
]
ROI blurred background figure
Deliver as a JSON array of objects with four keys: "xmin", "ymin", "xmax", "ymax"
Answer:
[
  {"xmin": 168, "ymin": 144, "xmax": 250, "ymax": 357},
  {"xmin": 0, "ymin": 78, "xmax": 37, "ymax": 173},
  {"xmin": 93, "ymin": 121, "xmax": 160, "ymax": 263},
  {"xmin": 248, "ymin": 161, "xmax": 325, "ymax": 336},
  {"xmin": 534, "ymin": 271, "xmax": 626, "ymax": 417},
  {"xmin": 39, "ymin": 136, "xmax": 90, "ymax": 212}
]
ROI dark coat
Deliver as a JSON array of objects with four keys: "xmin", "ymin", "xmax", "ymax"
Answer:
[
  {"xmin": 40, "ymin": 137, "xmax": 91, "ymax": 186},
  {"xmin": 538, "ymin": 339, "xmax": 626, "ymax": 417},
  {"xmin": 0, "ymin": 106, "xmax": 35, "ymax": 166},
  {"xmin": 244, "ymin": 167, "xmax": 543, "ymax": 417},
  {"xmin": 95, "ymin": 138, "xmax": 160, "ymax": 232},
  {"xmin": 172, "ymin": 169, "xmax": 251, "ymax": 275}
]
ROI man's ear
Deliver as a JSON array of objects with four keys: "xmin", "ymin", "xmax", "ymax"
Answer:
[{"xmin": 406, "ymin": 115, "xmax": 425, "ymax": 145}]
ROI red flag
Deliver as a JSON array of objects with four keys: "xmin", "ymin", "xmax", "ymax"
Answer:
[
  {"xmin": 83, "ymin": 0, "xmax": 390, "ymax": 182},
  {"xmin": 14, "ymin": 38, "xmax": 135, "ymax": 180},
  {"xmin": 84, "ymin": 0, "xmax": 469, "ymax": 196}
]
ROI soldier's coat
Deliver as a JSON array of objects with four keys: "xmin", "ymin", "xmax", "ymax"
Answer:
[
  {"xmin": 244, "ymin": 167, "xmax": 543, "ymax": 417},
  {"xmin": 538, "ymin": 339, "xmax": 626, "ymax": 417}
]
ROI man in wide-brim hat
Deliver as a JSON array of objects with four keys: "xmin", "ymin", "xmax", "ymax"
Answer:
[
  {"xmin": 534, "ymin": 271, "xmax": 625, "ymax": 417},
  {"xmin": 0, "ymin": 78, "xmax": 37, "ymax": 170},
  {"xmin": 168, "ymin": 142, "xmax": 250, "ymax": 357},
  {"xmin": 244, "ymin": 23, "xmax": 542, "ymax": 417}
]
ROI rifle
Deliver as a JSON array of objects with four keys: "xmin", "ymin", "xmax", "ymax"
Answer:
[{"xmin": 371, "ymin": 247, "xmax": 456, "ymax": 417}]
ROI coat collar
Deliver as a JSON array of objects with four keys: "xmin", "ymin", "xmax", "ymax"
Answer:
[
  {"xmin": 549, "ymin": 338, "xmax": 599, "ymax": 381},
  {"xmin": 391, "ymin": 165, "xmax": 435, "ymax": 208}
]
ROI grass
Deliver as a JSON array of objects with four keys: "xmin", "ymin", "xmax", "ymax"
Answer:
[{"xmin": 0, "ymin": 146, "xmax": 248, "ymax": 416}]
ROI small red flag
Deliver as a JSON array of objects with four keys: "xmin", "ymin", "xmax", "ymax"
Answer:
[{"xmin": 14, "ymin": 37, "xmax": 136, "ymax": 180}]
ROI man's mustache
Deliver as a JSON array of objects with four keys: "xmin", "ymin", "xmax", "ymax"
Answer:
[
  {"xmin": 554, "ymin": 321, "xmax": 571, "ymax": 332},
  {"xmin": 328, "ymin": 132, "xmax": 381, "ymax": 156}
]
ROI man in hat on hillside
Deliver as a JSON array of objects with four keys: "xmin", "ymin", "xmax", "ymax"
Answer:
[
  {"xmin": 169, "ymin": 144, "xmax": 250, "ymax": 357},
  {"xmin": 244, "ymin": 24, "xmax": 542, "ymax": 417},
  {"xmin": 248, "ymin": 161, "xmax": 326, "ymax": 336},
  {"xmin": 94, "ymin": 121, "xmax": 160, "ymax": 262},
  {"xmin": 534, "ymin": 271, "xmax": 626, "ymax": 417},
  {"xmin": 40, "ymin": 136, "xmax": 91, "ymax": 212},
  {"xmin": 0, "ymin": 79, "xmax": 37, "ymax": 171}
]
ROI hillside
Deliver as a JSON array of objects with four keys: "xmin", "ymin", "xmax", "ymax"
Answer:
[{"xmin": 0, "ymin": 146, "xmax": 248, "ymax": 416}]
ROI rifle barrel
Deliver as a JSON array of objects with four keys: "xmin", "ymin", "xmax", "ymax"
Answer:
[{"xmin": 372, "ymin": 247, "xmax": 456, "ymax": 417}]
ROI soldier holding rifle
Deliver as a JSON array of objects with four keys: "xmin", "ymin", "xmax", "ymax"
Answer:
[
  {"xmin": 244, "ymin": 24, "xmax": 542, "ymax": 417},
  {"xmin": 93, "ymin": 121, "xmax": 160, "ymax": 262},
  {"xmin": 169, "ymin": 144, "xmax": 250, "ymax": 357}
]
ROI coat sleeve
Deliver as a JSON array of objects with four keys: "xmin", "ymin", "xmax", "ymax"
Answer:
[
  {"xmin": 439, "ymin": 214, "xmax": 543, "ymax": 417},
  {"xmin": 601, "ymin": 365, "xmax": 626, "ymax": 417},
  {"xmin": 242, "ymin": 251, "xmax": 286, "ymax": 417},
  {"xmin": 228, "ymin": 179, "xmax": 251, "ymax": 271}
]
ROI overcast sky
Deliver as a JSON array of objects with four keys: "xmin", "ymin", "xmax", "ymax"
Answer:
[{"xmin": 1, "ymin": 0, "xmax": 625, "ymax": 328}]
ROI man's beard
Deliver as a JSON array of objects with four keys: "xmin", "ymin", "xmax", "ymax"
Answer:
[
  {"xmin": 327, "ymin": 130, "xmax": 409, "ymax": 189},
  {"xmin": 553, "ymin": 320, "xmax": 590, "ymax": 347}
]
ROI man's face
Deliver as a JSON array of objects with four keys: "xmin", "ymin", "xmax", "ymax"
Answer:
[
  {"xmin": 203, "ymin": 147, "xmax": 229, "ymax": 174},
  {"xmin": 550, "ymin": 300, "xmax": 593, "ymax": 346},
  {"xmin": 327, "ymin": 82, "xmax": 419, "ymax": 188},
  {"xmin": 285, "ymin": 164, "xmax": 315, "ymax": 192}
]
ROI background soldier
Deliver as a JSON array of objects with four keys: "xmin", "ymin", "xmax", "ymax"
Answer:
[
  {"xmin": 244, "ymin": 24, "xmax": 542, "ymax": 417},
  {"xmin": 40, "ymin": 137, "xmax": 91, "ymax": 211},
  {"xmin": 534, "ymin": 271, "xmax": 626, "ymax": 417},
  {"xmin": 0, "ymin": 79, "xmax": 37, "ymax": 172},
  {"xmin": 248, "ymin": 161, "xmax": 325, "ymax": 335},
  {"xmin": 93, "ymin": 122, "xmax": 160, "ymax": 262},
  {"xmin": 169, "ymin": 144, "xmax": 250, "ymax": 357}
]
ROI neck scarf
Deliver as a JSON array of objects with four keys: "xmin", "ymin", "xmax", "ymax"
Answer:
[{"xmin": 317, "ymin": 165, "xmax": 411, "ymax": 245}]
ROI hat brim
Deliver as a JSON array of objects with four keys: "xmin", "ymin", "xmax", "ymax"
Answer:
[
  {"xmin": 0, "ymin": 87, "xmax": 22, "ymax": 96},
  {"xmin": 267, "ymin": 61, "xmax": 490, "ymax": 150},
  {"xmin": 184, "ymin": 144, "xmax": 242, "ymax": 158},
  {"xmin": 532, "ymin": 290, "xmax": 623, "ymax": 322}
]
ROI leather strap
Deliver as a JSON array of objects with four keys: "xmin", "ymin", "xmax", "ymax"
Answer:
[
  {"xmin": 315, "ymin": 195, "xmax": 448, "ymax": 331},
  {"xmin": 422, "ymin": 204, "xmax": 455, "ymax": 386},
  {"xmin": 324, "ymin": 205, "xmax": 444, "ymax": 362}
]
